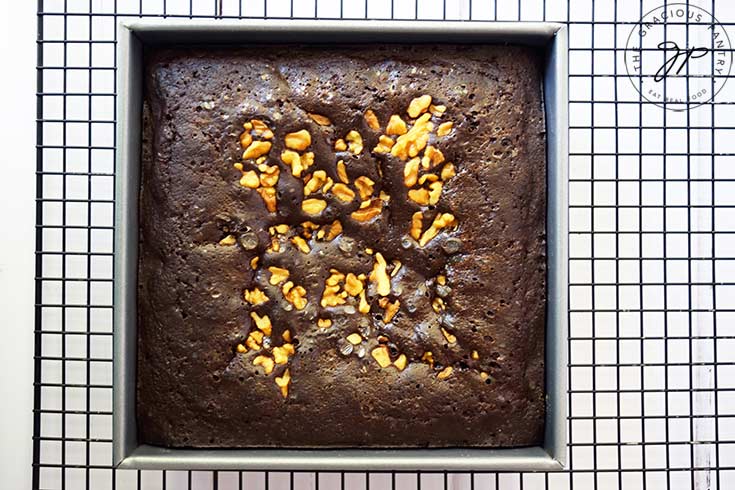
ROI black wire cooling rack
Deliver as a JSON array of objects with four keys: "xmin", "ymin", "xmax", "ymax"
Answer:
[{"xmin": 33, "ymin": 0, "xmax": 735, "ymax": 489}]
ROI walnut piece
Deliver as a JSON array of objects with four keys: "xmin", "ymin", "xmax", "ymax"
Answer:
[
  {"xmin": 386, "ymin": 115, "xmax": 408, "ymax": 136},
  {"xmin": 285, "ymin": 129, "xmax": 311, "ymax": 151},
  {"xmin": 268, "ymin": 266, "xmax": 289, "ymax": 285},
  {"xmin": 272, "ymin": 343, "xmax": 295, "ymax": 364},
  {"xmin": 345, "ymin": 130, "xmax": 363, "ymax": 155},
  {"xmin": 394, "ymin": 354, "xmax": 408, "ymax": 371},
  {"xmin": 441, "ymin": 327, "xmax": 457, "ymax": 344},
  {"xmin": 219, "ymin": 234, "xmax": 236, "ymax": 246},
  {"xmin": 371, "ymin": 345, "xmax": 392, "ymax": 368},
  {"xmin": 354, "ymin": 176, "xmax": 375, "ymax": 200},
  {"xmin": 336, "ymin": 160, "xmax": 349, "ymax": 183},
  {"xmin": 308, "ymin": 113, "xmax": 332, "ymax": 126},
  {"xmin": 282, "ymin": 281, "xmax": 307, "ymax": 310},
  {"xmin": 275, "ymin": 368, "xmax": 291, "ymax": 397},
  {"xmin": 407, "ymin": 95, "xmax": 432, "ymax": 118},
  {"xmin": 302, "ymin": 198, "xmax": 327, "ymax": 215},
  {"xmin": 437, "ymin": 121, "xmax": 454, "ymax": 137},
  {"xmin": 410, "ymin": 211, "xmax": 423, "ymax": 240},
  {"xmin": 253, "ymin": 355, "xmax": 275, "ymax": 374},
  {"xmin": 242, "ymin": 141, "xmax": 272, "ymax": 160},
  {"xmin": 244, "ymin": 288, "xmax": 269, "ymax": 305},
  {"xmin": 364, "ymin": 109, "xmax": 380, "ymax": 130},
  {"xmin": 370, "ymin": 252, "xmax": 391, "ymax": 296},
  {"xmin": 239, "ymin": 170, "xmax": 260, "ymax": 188},
  {"xmin": 419, "ymin": 213, "xmax": 457, "ymax": 247},
  {"xmin": 291, "ymin": 236, "xmax": 311, "ymax": 254},
  {"xmin": 403, "ymin": 157, "xmax": 420, "ymax": 187},
  {"xmin": 350, "ymin": 198, "xmax": 382, "ymax": 222},
  {"xmin": 332, "ymin": 183, "xmax": 355, "ymax": 203},
  {"xmin": 250, "ymin": 312, "xmax": 273, "ymax": 336}
]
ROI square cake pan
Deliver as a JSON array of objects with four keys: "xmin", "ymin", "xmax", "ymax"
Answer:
[{"xmin": 114, "ymin": 19, "xmax": 568, "ymax": 472}]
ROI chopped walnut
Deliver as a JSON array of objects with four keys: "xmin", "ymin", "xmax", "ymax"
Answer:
[
  {"xmin": 354, "ymin": 176, "xmax": 375, "ymax": 200},
  {"xmin": 250, "ymin": 311, "xmax": 272, "ymax": 336},
  {"xmin": 304, "ymin": 170, "xmax": 327, "ymax": 196},
  {"xmin": 324, "ymin": 220, "xmax": 343, "ymax": 241},
  {"xmin": 272, "ymin": 343, "xmax": 295, "ymax": 364},
  {"xmin": 275, "ymin": 368, "xmax": 291, "ymax": 397},
  {"xmin": 371, "ymin": 345, "xmax": 392, "ymax": 368},
  {"xmin": 391, "ymin": 113, "xmax": 433, "ymax": 161},
  {"xmin": 345, "ymin": 130, "xmax": 363, "ymax": 155},
  {"xmin": 291, "ymin": 236, "xmax": 311, "ymax": 254},
  {"xmin": 219, "ymin": 234, "xmax": 236, "ymax": 246},
  {"xmin": 257, "ymin": 187, "xmax": 277, "ymax": 212},
  {"xmin": 334, "ymin": 138, "xmax": 347, "ymax": 151},
  {"xmin": 246, "ymin": 330, "xmax": 264, "ymax": 351},
  {"xmin": 440, "ymin": 163, "xmax": 456, "ymax": 180},
  {"xmin": 364, "ymin": 109, "xmax": 380, "ymax": 130},
  {"xmin": 421, "ymin": 146, "xmax": 445, "ymax": 169},
  {"xmin": 370, "ymin": 252, "xmax": 391, "ymax": 296},
  {"xmin": 373, "ymin": 135, "xmax": 395, "ymax": 153},
  {"xmin": 386, "ymin": 115, "xmax": 408, "ymax": 136},
  {"xmin": 282, "ymin": 281, "xmax": 307, "ymax": 310},
  {"xmin": 268, "ymin": 266, "xmax": 289, "ymax": 285},
  {"xmin": 403, "ymin": 157, "xmax": 420, "ymax": 188},
  {"xmin": 410, "ymin": 211, "xmax": 423, "ymax": 240},
  {"xmin": 441, "ymin": 327, "xmax": 456, "ymax": 344},
  {"xmin": 437, "ymin": 366, "xmax": 453, "ymax": 380},
  {"xmin": 350, "ymin": 198, "xmax": 382, "ymax": 222},
  {"xmin": 344, "ymin": 272, "xmax": 364, "ymax": 296},
  {"xmin": 332, "ymin": 183, "xmax": 356, "ymax": 203},
  {"xmin": 408, "ymin": 188, "xmax": 430, "ymax": 206},
  {"xmin": 432, "ymin": 297, "xmax": 446, "ymax": 313},
  {"xmin": 239, "ymin": 131, "xmax": 253, "ymax": 149},
  {"xmin": 285, "ymin": 129, "xmax": 311, "ymax": 151},
  {"xmin": 407, "ymin": 95, "xmax": 432, "ymax": 118},
  {"xmin": 302, "ymin": 198, "xmax": 327, "ymax": 215},
  {"xmin": 242, "ymin": 141, "xmax": 272, "ymax": 160},
  {"xmin": 253, "ymin": 355, "xmax": 275, "ymax": 374},
  {"xmin": 429, "ymin": 104, "xmax": 446, "ymax": 117},
  {"xmin": 239, "ymin": 170, "xmax": 260, "ymax": 188},
  {"xmin": 437, "ymin": 121, "xmax": 454, "ymax": 137},
  {"xmin": 308, "ymin": 113, "xmax": 332, "ymax": 126},
  {"xmin": 244, "ymin": 288, "xmax": 269, "ymax": 305},
  {"xmin": 428, "ymin": 181, "xmax": 443, "ymax": 205},
  {"xmin": 419, "ymin": 213, "xmax": 457, "ymax": 247},
  {"xmin": 336, "ymin": 160, "xmax": 349, "ymax": 183},
  {"xmin": 393, "ymin": 354, "xmax": 408, "ymax": 371},
  {"xmin": 421, "ymin": 351, "xmax": 435, "ymax": 367},
  {"xmin": 259, "ymin": 165, "xmax": 280, "ymax": 187},
  {"xmin": 383, "ymin": 299, "xmax": 400, "ymax": 323},
  {"xmin": 358, "ymin": 290, "xmax": 370, "ymax": 314},
  {"xmin": 281, "ymin": 150, "xmax": 304, "ymax": 177}
]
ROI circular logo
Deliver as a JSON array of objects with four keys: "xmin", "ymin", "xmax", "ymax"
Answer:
[{"xmin": 624, "ymin": 3, "xmax": 733, "ymax": 111}]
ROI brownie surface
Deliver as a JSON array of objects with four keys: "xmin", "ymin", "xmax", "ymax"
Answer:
[{"xmin": 138, "ymin": 45, "xmax": 547, "ymax": 448}]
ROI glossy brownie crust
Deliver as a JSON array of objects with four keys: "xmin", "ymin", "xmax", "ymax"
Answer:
[{"xmin": 138, "ymin": 45, "xmax": 546, "ymax": 448}]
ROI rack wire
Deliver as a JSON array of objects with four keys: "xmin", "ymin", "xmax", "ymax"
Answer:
[{"xmin": 33, "ymin": 0, "xmax": 735, "ymax": 488}]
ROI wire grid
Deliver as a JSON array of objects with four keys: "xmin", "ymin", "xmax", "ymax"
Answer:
[{"xmin": 33, "ymin": 0, "xmax": 735, "ymax": 488}]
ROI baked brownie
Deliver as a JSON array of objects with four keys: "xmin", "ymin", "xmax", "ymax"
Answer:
[{"xmin": 137, "ymin": 45, "xmax": 546, "ymax": 448}]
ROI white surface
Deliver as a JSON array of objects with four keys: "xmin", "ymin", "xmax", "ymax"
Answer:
[{"xmin": 0, "ymin": 1, "xmax": 36, "ymax": 489}]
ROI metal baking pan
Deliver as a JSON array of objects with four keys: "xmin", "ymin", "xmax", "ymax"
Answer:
[{"xmin": 114, "ymin": 18, "xmax": 568, "ymax": 471}]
